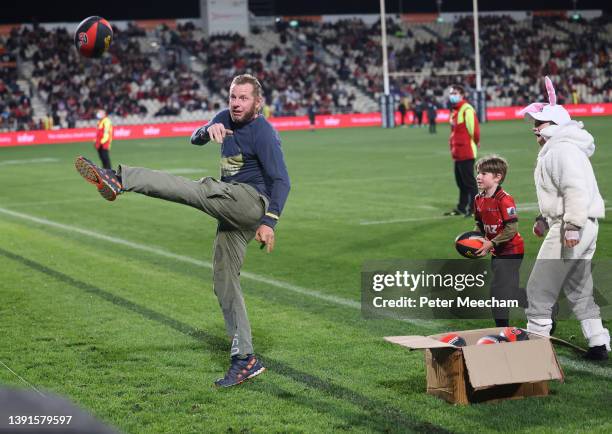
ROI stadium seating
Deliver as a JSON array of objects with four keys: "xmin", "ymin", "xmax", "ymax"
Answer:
[
  {"xmin": 0, "ymin": 13, "xmax": 609, "ymax": 130},
  {"xmin": 0, "ymin": 35, "xmax": 35, "ymax": 132},
  {"xmin": 299, "ymin": 15, "xmax": 610, "ymax": 108},
  {"xmin": 170, "ymin": 22, "xmax": 375, "ymax": 116}
]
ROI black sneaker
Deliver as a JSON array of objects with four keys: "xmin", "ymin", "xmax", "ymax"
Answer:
[
  {"xmin": 584, "ymin": 345, "xmax": 609, "ymax": 361},
  {"xmin": 214, "ymin": 355, "xmax": 265, "ymax": 388},
  {"xmin": 75, "ymin": 156, "xmax": 123, "ymax": 201}
]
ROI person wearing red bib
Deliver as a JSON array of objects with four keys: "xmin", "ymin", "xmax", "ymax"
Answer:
[{"xmin": 445, "ymin": 84, "xmax": 480, "ymax": 217}]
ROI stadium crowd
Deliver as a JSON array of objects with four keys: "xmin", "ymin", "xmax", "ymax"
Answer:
[
  {"xmin": 1, "ymin": 23, "xmax": 213, "ymax": 130},
  {"xmin": 0, "ymin": 13, "xmax": 609, "ymax": 130},
  {"xmin": 0, "ymin": 42, "xmax": 34, "ymax": 132},
  {"xmin": 461, "ymin": 15, "xmax": 610, "ymax": 107},
  {"xmin": 166, "ymin": 22, "xmax": 357, "ymax": 116},
  {"xmin": 289, "ymin": 14, "xmax": 610, "ymax": 108}
]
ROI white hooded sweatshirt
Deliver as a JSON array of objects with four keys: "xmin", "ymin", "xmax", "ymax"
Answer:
[{"xmin": 535, "ymin": 121, "xmax": 605, "ymax": 227}]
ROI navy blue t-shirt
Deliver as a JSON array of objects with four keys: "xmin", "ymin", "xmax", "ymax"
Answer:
[{"xmin": 191, "ymin": 109, "xmax": 290, "ymax": 229}]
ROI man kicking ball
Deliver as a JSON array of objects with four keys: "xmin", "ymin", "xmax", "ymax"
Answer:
[{"xmin": 74, "ymin": 74, "xmax": 291, "ymax": 385}]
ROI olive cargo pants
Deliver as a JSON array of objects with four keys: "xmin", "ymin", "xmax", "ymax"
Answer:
[{"xmin": 118, "ymin": 165, "xmax": 267, "ymax": 357}]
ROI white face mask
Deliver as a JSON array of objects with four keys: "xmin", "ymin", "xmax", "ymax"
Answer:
[
  {"xmin": 449, "ymin": 94, "xmax": 462, "ymax": 104},
  {"xmin": 96, "ymin": 111, "xmax": 105, "ymax": 120}
]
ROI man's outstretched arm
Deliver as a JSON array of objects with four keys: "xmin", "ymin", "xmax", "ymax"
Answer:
[
  {"xmin": 191, "ymin": 110, "xmax": 230, "ymax": 145},
  {"xmin": 191, "ymin": 125, "xmax": 211, "ymax": 146}
]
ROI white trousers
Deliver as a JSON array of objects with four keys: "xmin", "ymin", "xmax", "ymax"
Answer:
[{"xmin": 526, "ymin": 219, "xmax": 610, "ymax": 348}]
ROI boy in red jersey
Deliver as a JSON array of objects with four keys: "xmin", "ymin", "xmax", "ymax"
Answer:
[{"xmin": 472, "ymin": 155, "xmax": 525, "ymax": 326}]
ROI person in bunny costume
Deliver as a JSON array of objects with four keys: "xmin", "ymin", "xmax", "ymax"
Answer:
[{"xmin": 520, "ymin": 77, "xmax": 609, "ymax": 361}]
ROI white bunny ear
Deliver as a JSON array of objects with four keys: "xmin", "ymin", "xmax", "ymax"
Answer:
[
  {"xmin": 545, "ymin": 76, "xmax": 556, "ymax": 106},
  {"xmin": 518, "ymin": 102, "xmax": 546, "ymax": 116}
]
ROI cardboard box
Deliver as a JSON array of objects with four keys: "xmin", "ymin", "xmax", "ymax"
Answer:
[{"xmin": 385, "ymin": 327, "xmax": 564, "ymax": 405}]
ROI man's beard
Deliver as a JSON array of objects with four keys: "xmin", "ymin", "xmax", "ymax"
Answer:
[{"xmin": 231, "ymin": 104, "xmax": 258, "ymax": 124}]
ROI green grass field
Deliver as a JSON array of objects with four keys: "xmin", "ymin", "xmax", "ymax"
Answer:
[{"xmin": 0, "ymin": 118, "xmax": 610, "ymax": 433}]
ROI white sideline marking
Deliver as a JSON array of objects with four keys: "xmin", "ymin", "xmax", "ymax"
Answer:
[
  {"xmin": 0, "ymin": 207, "xmax": 360, "ymax": 311},
  {"xmin": 360, "ymin": 216, "xmax": 451, "ymax": 225},
  {"xmin": 359, "ymin": 203, "xmax": 542, "ymax": 225},
  {"xmin": 558, "ymin": 356, "xmax": 612, "ymax": 379},
  {"xmin": 1, "ymin": 206, "xmax": 611, "ymax": 378},
  {"xmin": 0, "ymin": 206, "xmax": 435, "ymax": 327},
  {"xmin": 358, "ymin": 202, "xmax": 612, "ymax": 226},
  {"xmin": 306, "ymin": 167, "xmax": 537, "ymax": 186},
  {"xmin": 3, "ymin": 198, "xmax": 102, "ymax": 208},
  {"xmin": 0, "ymin": 360, "xmax": 45, "ymax": 397},
  {"xmin": 414, "ymin": 204, "xmax": 438, "ymax": 210},
  {"xmin": 0, "ymin": 157, "xmax": 59, "ymax": 166}
]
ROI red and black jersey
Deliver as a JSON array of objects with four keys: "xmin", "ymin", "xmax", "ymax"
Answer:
[{"xmin": 474, "ymin": 187, "xmax": 524, "ymax": 256}]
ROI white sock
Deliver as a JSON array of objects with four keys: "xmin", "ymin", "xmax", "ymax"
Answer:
[
  {"xmin": 580, "ymin": 319, "xmax": 611, "ymax": 351},
  {"xmin": 527, "ymin": 318, "xmax": 553, "ymax": 336}
]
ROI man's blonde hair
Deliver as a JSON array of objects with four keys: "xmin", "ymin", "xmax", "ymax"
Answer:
[
  {"xmin": 230, "ymin": 74, "xmax": 263, "ymax": 99},
  {"xmin": 476, "ymin": 155, "xmax": 509, "ymax": 183}
]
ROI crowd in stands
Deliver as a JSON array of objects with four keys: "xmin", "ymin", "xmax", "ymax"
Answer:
[
  {"xmin": 286, "ymin": 19, "xmax": 380, "ymax": 97},
  {"xmin": 1, "ymin": 22, "xmax": 213, "ymax": 129},
  {"xmin": 389, "ymin": 14, "xmax": 611, "ymax": 107},
  {"xmin": 166, "ymin": 23, "xmax": 357, "ymax": 116},
  {"xmin": 283, "ymin": 15, "xmax": 609, "ymax": 108},
  {"xmin": 0, "ymin": 39, "xmax": 34, "ymax": 132},
  {"xmin": 0, "ymin": 13, "xmax": 609, "ymax": 131},
  {"xmin": 460, "ymin": 15, "xmax": 610, "ymax": 106}
]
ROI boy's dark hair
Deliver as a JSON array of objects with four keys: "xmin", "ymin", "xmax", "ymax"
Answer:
[{"xmin": 476, "ymin": 155, "xmax": 509, "ymax": 183}]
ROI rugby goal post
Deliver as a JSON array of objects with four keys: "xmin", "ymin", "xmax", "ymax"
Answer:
[
  {"xmin": 389, "ymin": 70, "xmax": 487, "ymax": 123},
  {"xmin": 378, "ymin": 0, "xmax": 487, "ymax": 126}
]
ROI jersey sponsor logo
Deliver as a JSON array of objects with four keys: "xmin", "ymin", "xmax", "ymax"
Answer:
[
  {"xmin": 220, "ymin": 153, "xmax": 244, "ymax": 177},
  {"xmin": 484, "ymin": 224, "xmax": 498, "ymax": 234},
  {"xmin": 507, "ymin": 207, "xmax": 516, "ymax": 216}
]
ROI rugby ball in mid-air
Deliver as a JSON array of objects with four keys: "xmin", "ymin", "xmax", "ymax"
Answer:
[
  {"xmin": 74, "ymin": 16, "xmax": 113, "ymax": 58},
  {"xmin": 455, "ymin": 231, "xmax": 485, "ymax": 259},
  {"xmin": 439, "ymin": 333, "xmax": 467, "ymax": 347},
  {"xmin": 499, "ymin": 327, "xmax": 529, "ymax": 342},
  {"xmin": 476, "ymin": 335, "xmax": 508, "ymax": 345}
]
